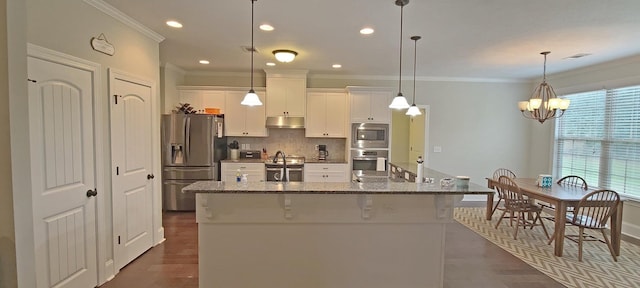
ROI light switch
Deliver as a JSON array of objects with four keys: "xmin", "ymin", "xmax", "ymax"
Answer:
[{"xmin": 433, "ymin": 146, "xmax": 442, "ymax": 153}]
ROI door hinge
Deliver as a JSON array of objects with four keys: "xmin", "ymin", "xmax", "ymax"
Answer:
[
  {"xmin": 113, "ymin": 94, "xmax": 119, "ymax": 104},
  {"xmin": 116, "ymin": 166, "xmax": 119, "ymax": 175},
  {"xmin": 118, "ymin": 236, "xmax": 121, "ymax": 245}
]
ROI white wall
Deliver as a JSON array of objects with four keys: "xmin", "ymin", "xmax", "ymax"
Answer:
[
  {"xmin": 161, "ymin": 63, "xmax": 185, "ymax": 113},
  {"xmin": 1, "ymin": 1, "xmax": 19, "ymax": 287}
]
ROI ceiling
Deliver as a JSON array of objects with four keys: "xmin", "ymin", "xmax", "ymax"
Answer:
[{"xmin": 103, "ymin": 0, "xmax": 640, "ymax": 81}]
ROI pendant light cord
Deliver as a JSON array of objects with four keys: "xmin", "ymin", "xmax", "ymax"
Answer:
[
  {"xmin": 250, "ymin": 0, "xmax": 255, "ymax": 90},
  {"xmin": 398, "ymin": 4, "xmax": 404, "ymax": 95},
  {"xmin": 412, "ymin": 37, "xmax": 417, "ymax": 103}
]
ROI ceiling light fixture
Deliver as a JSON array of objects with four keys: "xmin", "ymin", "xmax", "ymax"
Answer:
[
  {"xmin": 266, "ymin": 62, "xmax": 276, "ymax": 66},
  {"xmin": 273, "ymin": 49, "xmax": 298, "ymax": 63},
  {"xmin": 241, "ymin": 0, "xmax": 263, "ymax": 106},
  {"xmin": 406, "ymin": 36, "xmax": 422, "ymax": 117},
  {"xmin": 199, "ymin": 60, "xmax": 210, "ymax": 64},
  {"xmin": 518, "ymin": 51, "xmax": 569, "ymax": 123},
  {"xmin": 166, "ymin": 20, "xmax": 183, "ymax": 28},
  {"xmin": 389, "ymin": 0, "xmax": 411, "ymax": 110},
  {"xmin": 332, "ymin": 64, "xmax": 342, "ymax": 68},
  {"xmin": 259, "ymin": 24, "xmax": 274, "ymax": 31},
  {"xmin": 360, "ymin": 27, "xmax": 374, "ymax": 35}
]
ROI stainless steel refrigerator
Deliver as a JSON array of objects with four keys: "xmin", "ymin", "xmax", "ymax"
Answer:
[{"xmin": 162, "ymin": 114, "xmax": 227, "ymax": 211}]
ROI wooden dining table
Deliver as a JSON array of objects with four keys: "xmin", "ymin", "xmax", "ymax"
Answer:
[{"xmin": 486, "ymin": 177, "xmax": 624, "ymax": 257}]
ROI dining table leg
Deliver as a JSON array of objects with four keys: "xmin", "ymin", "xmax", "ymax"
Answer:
[
  {"xmin": 486, "ymin": 193, "xmax": 494, "ymax": 220},
  {"xmin": 553, "ymin": 202, "xmax": 567, "ymax": 257},
  {"xmin": 611, "ymin": 201, "xmax": 624, "ymax": 256}
]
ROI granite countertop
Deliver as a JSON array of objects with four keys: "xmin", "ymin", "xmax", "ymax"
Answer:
[
  {"xmin": 304, "ymin": 159, "xmax": 348, "ymax": 164},
  {"xmin": 220, "ymin": 159, "xmax": 265, "ymax": 163},
  {"xmin": 182, "ymin": 178, "xmax": 493, "ymax": 196}
]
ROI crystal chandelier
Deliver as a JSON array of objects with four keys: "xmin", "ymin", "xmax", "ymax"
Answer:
[{"xmin": 518, "ymin": 51, "xmax": 569, "ymax": 123}]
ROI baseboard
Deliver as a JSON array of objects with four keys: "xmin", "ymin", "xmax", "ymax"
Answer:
[
  {"xmin": 155, "ymin": 226, "xmax": 166, "ymax": 246},
  {"xmin": 102, "ymin": 259, "xmax": 116, "ymax": 284}
]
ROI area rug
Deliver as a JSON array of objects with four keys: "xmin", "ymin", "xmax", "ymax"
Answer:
[{"xmin": 454, "ymin": 207, "xmax": 640, "ymax": 288}]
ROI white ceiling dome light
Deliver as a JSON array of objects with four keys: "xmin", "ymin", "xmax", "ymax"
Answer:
[{"xmin": 273, "ymin": 49, "xmax": 298, "ymax": 63}]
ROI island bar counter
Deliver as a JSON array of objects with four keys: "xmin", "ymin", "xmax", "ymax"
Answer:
[{"xmin": 185, "ymin": 177, "xmax": 493, "ymax": 288}]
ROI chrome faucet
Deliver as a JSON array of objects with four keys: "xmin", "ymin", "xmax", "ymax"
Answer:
[{"xmin": 272, "ymin": 150, "xmax": 288, "ymax": 182}]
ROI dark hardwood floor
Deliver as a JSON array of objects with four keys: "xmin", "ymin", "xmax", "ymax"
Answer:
[{"xmin": 99, "ymin": 211, "xmax": 564, "ymax": 288}]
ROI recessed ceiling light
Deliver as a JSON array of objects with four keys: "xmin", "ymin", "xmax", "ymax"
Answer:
[
  {"xmin": 259, "ymin": 24, "xmax": 274, "ymax": 31},
  {"xmin": 266, "ymin": 62, "xmax": 276, "ymax": 66},
  {"xmin": 360, "ymin": 27, "xmax": 374, "ymax": 35},
  {"xmin": 332, "ymin": 64, "xmax": 342, "ymax": 68},
  {"xmin": 166, "ymin": 20, "xmax": 183, "ymax": 28},
  {"xmin": 199, "ymin": 60, "xmax": 210, "ymax": 65}
]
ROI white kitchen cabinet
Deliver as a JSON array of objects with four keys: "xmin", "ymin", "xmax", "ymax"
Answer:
[
  {"xmin": 177, "ymin": 89, "xmax": 226, "ymax": 114},
  {"xmin": 306, "ymin": 90, "xmax": 347, "ymax": 138},
  {"xmin": 304, "ymin": 163, "xmax": 349, "ymax": 182},
  {"xmin": 265, "ymin": 70, "xmax": 307, "ymax": 117},
  {"xmin": 347, "ymin": 87, "xmax": 392, "ymax": 123},
  {"xmin": 224, "ymin": 90, "xmax": 268, "ymax": 137},
  {"xmin": 221, "ymin": 162, "xmax": 265, "ymax": 182}
]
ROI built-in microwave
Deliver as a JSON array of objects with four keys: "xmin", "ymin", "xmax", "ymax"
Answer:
[
  {"xmin": 351, "ymin": 123, "xmax": 389, "ymax": 149},
  {"xmin": 351, "ymin": 149, "xmax": 388, "ymax": 172}
]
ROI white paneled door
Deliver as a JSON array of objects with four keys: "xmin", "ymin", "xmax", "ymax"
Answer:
[
  {"xmin": 109, "ymin": 71, "xmax": 154, "ymax": 270},
  {"xmin": 28, "ymin": 56, "xmax": 98, "ymax": 288}
]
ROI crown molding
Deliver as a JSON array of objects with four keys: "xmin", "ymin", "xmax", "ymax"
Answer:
[
  {"xmin": 83, "ymin": 0, "xmax": 165, "ymax": 43},
  {"xmin": 162, "ymin": 63, "xmax": 186, "ymax": 75}
]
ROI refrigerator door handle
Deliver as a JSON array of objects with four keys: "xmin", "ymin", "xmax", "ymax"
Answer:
[{"xmin": 185, "ymin": 116, "xmax": 191, "ymax": 163}]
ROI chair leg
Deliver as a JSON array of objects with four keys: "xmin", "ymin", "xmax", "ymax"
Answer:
[
  {"xmin": 513, "ymin": 211, "xmax": 522, "ymax": 240},
  {"xmin": 491, "ymin": 198, "xmax": 503, "ymax": 217},
  {"xmin": 547, "ymin": 231, "xmax": 556, "ymax": 245},
  {"xmin": 494, "ymin": 209, "xmax": 508, "ymax": 229},
  {"xmin": 600, "ymin": 229, "xmax": 618, "ymax": 262},
  {"xmin": 535, "ymin": 212, "xmax": 550, "ymax": 239},
  {"xmin": 578, "ymin": 227, "xmax": 584, "ymax": 262}
]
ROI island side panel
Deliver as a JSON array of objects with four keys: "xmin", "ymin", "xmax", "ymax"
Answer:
[{"xmin": 196, "ymin": 193, "xmax": 455, "ymax": 288}]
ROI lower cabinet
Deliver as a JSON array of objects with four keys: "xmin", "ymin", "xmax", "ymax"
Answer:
[
  {"xmin": 304, "ymin": 163, "xmax": 349, "ymax": 182},
  {"xmin": 221, "ymin": 162, "xmax": 265, "ymax": 182}
]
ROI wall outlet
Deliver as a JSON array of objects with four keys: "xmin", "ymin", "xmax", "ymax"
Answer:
[{"xmin": 433, "ymin": 146, "xmax": 442, "ymax": 153}]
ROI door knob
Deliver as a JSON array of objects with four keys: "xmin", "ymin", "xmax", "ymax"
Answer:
[
  {"xmin": 147, "ymin": 174, "xmax": 155, "ymax": 180},
  {"xmin": 86, "ymin": 189, "xmax": 98, "ymax": 197}
]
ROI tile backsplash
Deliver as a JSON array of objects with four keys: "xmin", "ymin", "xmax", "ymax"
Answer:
[{"xmin": 228, "ymin": 129, "xmax": 346, "ymax": 161}]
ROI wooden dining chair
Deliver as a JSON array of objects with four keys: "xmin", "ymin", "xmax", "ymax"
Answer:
[
  {"xmin": 539, "ymin": 175, "xmax": 588, "ymax": 220},
  {"xmin": 495, "ymin": 176, "xmax": 550, "ymax": 240},
  {"xmin": 547, "ymin": 189, "xmax": 620, "ymax": 262},
  {"xmin": 490, "ymin": 168, "xmax": 516, "ymax": 218}
]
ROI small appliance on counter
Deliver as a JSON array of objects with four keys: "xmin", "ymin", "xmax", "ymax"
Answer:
[
  {"xmin": 240, "ymin": 150, "xmax": 262, "ymax": 159},
  {"xmin": 318, "ymin": 145, "xmax": 329, "ymax": 160}
]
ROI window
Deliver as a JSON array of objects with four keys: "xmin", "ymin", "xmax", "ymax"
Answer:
[{"xmin": 554, "ymin": 86, "xmax": 640, "ymax": 198}]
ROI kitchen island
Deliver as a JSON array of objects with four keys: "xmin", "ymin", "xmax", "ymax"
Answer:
[{"xmin": 184, "ymin": 173, "xmax": 492, "ymax": 288}]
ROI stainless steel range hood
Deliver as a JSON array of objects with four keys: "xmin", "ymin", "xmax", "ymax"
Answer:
[{"xmin": 265, "ymin": 116, "xmax": 305, "ymax": 129}]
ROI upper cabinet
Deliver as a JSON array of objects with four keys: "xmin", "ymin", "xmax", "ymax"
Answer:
[
  {"xmin": 347, "ymin": 87, "xmax": 393, "ymax": 123},
  {"xmin": 177, "ymin": 86, "xmax": 267, "ymax": 137},
  {"xmin": 177, "ymin": 89, "xmax": 226, "ymax": 114},
  {"xmin": 306, "ymin": 89, "xmax": 348, "ymax": 138},
  {"xmin": 265, "ymin": 70, "xmax": 308, "ymax": 117},
  {"xmin": 224, "ymin": 90, "xmax": 268, "ymax": 137}
]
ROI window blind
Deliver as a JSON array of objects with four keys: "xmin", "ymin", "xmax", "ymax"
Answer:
[{"xmin": 554, "ymin": 86, "xmax": 640, "ymax": 198}]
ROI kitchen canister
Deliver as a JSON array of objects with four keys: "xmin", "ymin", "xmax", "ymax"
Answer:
[
  {"xmin": 536, "ymin": 174, "xmax": 553, "ymax": 188},
  {"xmin": 455, "ymin": 176, "xmax": 470, "ymax": 189}
]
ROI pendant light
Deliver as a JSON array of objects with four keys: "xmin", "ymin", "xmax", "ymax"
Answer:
[
  {"xmin": 406, "ymin": 35, "xmax": 422, "ymax": 117},
  {"xmin": 388, "ymin": 0, "xmax": 411, "ymax": 110},
  {"xmin": 241, "ymin": 0, "xmax": 263, "ymax": 106}
]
